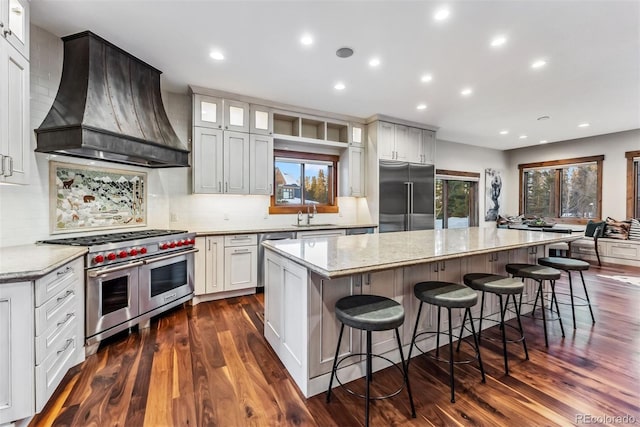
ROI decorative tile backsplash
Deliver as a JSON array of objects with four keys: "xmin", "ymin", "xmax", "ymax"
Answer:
[{"xmin": 50, "ymin": 161, "xmax": 146, "ymax": 233}]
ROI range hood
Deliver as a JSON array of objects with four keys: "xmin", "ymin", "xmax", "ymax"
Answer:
[{"xmin": 35, "ymin": 31, "xmax": 189, "ymax": 168}]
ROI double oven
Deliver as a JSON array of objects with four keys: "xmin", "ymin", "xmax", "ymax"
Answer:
[{"xmin": 42, "ymin": 230, "xmax": 197, "ymax": 352}]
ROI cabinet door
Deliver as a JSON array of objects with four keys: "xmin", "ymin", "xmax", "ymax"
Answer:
[
  {"xmin": 508, "ymin": 246, "xmax": 540, "ymax": 306},
  {"xmin": 296, "ymin": 229, "xmax": 346, "ymax": 239},
  {"xmin": 396, "ymin": 126, "xmax": 421, "ymax": 163},
  {"xmin": 193, "ymin": 94, "xmax": 222, "ymax": 129},
  {"xmin": 420, "ymin": 130, "xmax": 436, "ymax": 164},
  {"xmin": 223, "ymin": 99, "xmax": 250, "ymax": 133},
  {"xmin": 195, "ymin": 237, "xmax": 224, "ymax": 295},
  {"xmin": 377, "ymin": 121, "xmax": 395, "ymax": 160},
  {"xmin": 348, "ymin": 146, "xmax": 365, "ymax": 197},
  {"xmin": 223, "ymin": 131, "xmax": 250, "ymax": 194},
  {"xmin": 0, "ymin": 281, "xmax": 34, "ymax": 424},
  {"xmin": 249, "ymin": 134, "xmax": 274, "ymax": 195},
  {"xmin": 192, "ymin": 127, "xmax": 223, "ymax": 193},
  {"xmin": 224, "ymin": 245, "xmax": 257, "ymax": 290},
  {"xmin": 350, "ymin": 123, "xmax": 364, "ymax": 147},
  {"xmin": 0, "ymin": 41, "xmax": 29, "ymax": 184},
  {"xmin": 1, "ymin": 0, "xmax": 29, "ymax": 59},
  {"xmin": 364, "ymin": 269, "xmax": 405, "ymax": 355},
  {"xmin": 250, "ymin": 104, "xmax": 273, "ymax": 135}
]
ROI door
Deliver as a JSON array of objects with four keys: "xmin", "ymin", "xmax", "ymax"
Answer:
[
  {"xmin": 250, "ymin": 104, "xmax": 273, "ymax": 135},
  {"xmin": 224, "ymin": 245, "xmax": 258, "ymax": 290},
  {"xmin": 2, "ymin": 0, "xmax": 29, "ymax": 59},
  {"xmin": 409, "ymin": 163, "xmax": 435, "ymax": 230},
  {"xmin": 249, "ymin": 134, "xmax": 274, "ymax": 195},
  {"xmin": 224, "ymin": 131, "xmax": 250, "ymax": 194},
  {"xmin": 223, "ymin": 99, "xmax": 250, "ymax": 132},
  {"xmin": 379, "ymin": 160, "xmax": 409, "ymax": 232},
  {"xmin": 193, "ymin": 94, "xmax": 222, "ymax": 129},
  {"xmin": 192, "ymin": 127, "xmax": 223, "ymax": 193},
  {"xmin": 377, "ymin": 121, "xmax": 395, "ymax": 160}
]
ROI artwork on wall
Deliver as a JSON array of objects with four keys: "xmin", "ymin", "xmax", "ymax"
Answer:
[
  {"xmin": 50, "ymin": 161, "xmax": 146, "ymax": 233},
  {"xmin": 485, "ymin": 168, "xmax": 503, "ymax": 221}
]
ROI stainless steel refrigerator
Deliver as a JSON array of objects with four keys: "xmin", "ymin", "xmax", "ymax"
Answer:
[{"xmin": 379, "ymin": 160, "xmax": 435, "ymax": 232}]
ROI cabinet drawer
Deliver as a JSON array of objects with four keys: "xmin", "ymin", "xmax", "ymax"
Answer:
[
  {"xmin": 35, "ymin": 258, "xmax": 82, "ymax": 307},
  {"xmin": 35, "ymin": 280, "xmax": 77, "ymax": 336},
  {"xmin": 607, "ymin": 243, "xmax": 639, "ymax": 259},
  {"xmin": 572, "ymin": 244, "xmax": 597, "ymax": 255},
  {"xmin": 35, "ymin": 309, "xmax": 77, "ymax": 365},
  {"xmin": 35, "ymin": 329, "xmax": 78, "ymax": 412},
  {"xmin": 224, "ymin": 234, "xmax": 257, "ymax": 247}
]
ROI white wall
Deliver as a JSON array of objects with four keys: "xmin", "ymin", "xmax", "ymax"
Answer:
[{"xmin": 504, "ymin": 129, "xmax": 639, "ymax": 220}]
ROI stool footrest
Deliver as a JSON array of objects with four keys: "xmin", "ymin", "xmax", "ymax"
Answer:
[
  {"xmin": 412, "ymin": 331, "xmax": 481, "ymax": 365},
  {"xmin": 333, "ymin": 353, "xmax": 407, "ymax": 400}
]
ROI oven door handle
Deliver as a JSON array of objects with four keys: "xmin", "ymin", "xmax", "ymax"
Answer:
[
  {"xmin": 142, "ymin": 248, "xmax": 199, "ymax": 264},
  {"xmin": 88, "ymin": 261, "xmax": 145, "ymax": 277}
]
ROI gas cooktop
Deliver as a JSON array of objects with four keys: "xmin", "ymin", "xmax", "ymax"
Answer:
[{"xmin": 40, "ymin": 229, "xmax": 188, "ymax": 246}]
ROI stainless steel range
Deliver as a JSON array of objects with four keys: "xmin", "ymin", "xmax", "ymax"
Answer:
[{"xmin": 41, "ymin": 229, "xmax": 197, "ymax": 353}]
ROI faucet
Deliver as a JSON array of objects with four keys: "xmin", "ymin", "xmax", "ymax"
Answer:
[
  {"xmin": 306, "ymin": 205, "xmax": 316, "ymax": 225},
  {"xmin": 297, "ymin": 210, "xmax": 303, "ymax": 226}
]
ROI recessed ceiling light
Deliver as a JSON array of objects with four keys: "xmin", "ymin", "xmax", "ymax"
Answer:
[
  {"xmin": 499, "ymin": 130, "xmax": 509, "ymax": 135},
  {"xmin": 519, "ymin": 135, "xmax": 528, "ymax": 139},
  {"xmin": 490, "ymin": 36, "xmax": 507, "ymax": 47},
  {"xmin": 209, "ymin": 51, "xmax": 224, "ymax": 61},
  {"xmin": 539, "ymin": 140, "xmax": 548, "ymax": 144},
  {"xmin": 417, "ymin": 104, "xmax": 427, "ymax": 110},
  {"xmin": 531, "ymin": 59, "xmax": 547, "ymax": 69},
  {"xmin": 421, "ymin": 74, "xmax": 433, "ymax": 83},
  {"xmin": 434, "ymin": 7, "xmax": 450, "ymax": 21},
  {"xmin": 300, "ymin": 34, "xmax": 313, "ymax": 45},
  {"xmin": 460, "ymin": 87, "xmax": 473, "ymax": 96},
  {"xmin": 369, "ymin": 57, "xmax": 381, "ymax": 67},
  {"xmin": 578, "ymin": 122, "xmax": 590, "ymax": 128},
  {"xmin": 334, "ymin": 82, "xmax": 346, "ymax": 90}
]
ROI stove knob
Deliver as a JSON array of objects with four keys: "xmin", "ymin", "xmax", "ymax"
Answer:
[
  {"xmin": 129, "ymin": 248, "xmax": 138, "ymax": 256},
  {"xmin": 160, "ymin": 243, "xmax": 169, "ymax": 250},
  {"xmin": 169, "ymin": 241, "xmax": 177, "ymax": 248},
  {"xmin": 118, "ymin": 251, "xmax": 128, "ymax": 258},
  {"xmin": 107, "ymin": 252, "xmax": 117, "ymax": 261},
  {"xmin": 93, "ymin": 255, "xmax": 105, "ymax": 264},
  {"xmin": 140, "ymin": 247, "xmax": 148, "ymax": 254},
  {"xmin": 187, "ymin": 238, "xmax": 194, "ymax": 245},
  {"xmin": 177, "ymin": 240, "xmax": 184, "ymax": 247}
]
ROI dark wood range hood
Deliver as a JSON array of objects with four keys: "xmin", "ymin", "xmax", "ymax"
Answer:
[{"xmin": 35, "ymin": 31, "xmax": 189, "ymax": 168}]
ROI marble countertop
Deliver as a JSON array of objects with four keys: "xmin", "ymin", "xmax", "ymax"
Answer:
[
  {"xmin": 193, "ymin": 223, "xmax": 377, "ymax": 236},
  {"xmin": 262, "ymin": 227, "xmax": 581, "ymax": 278},
  {"xmin": 0, "ymin": 244, "xmax": 87, "ymax": 283}
]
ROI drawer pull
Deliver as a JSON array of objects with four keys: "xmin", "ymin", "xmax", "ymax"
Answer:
[
  {"xmin": 57, "ymin": 338, "xmax": 74, "ymax": 355},
  {"xmin": 57, "ymin": 313, "xmax": 74, "ymax": 327},
  {"xmin": 57, "ymin": 290, "xmax": 74, "ymax": 303},
  {"xmin": 57, "ymin": 266, "xmax": 73, "ymax": 277},
  {"xmin": 234, "ymin": 248, "xmax": 249, "ymax": 253}
]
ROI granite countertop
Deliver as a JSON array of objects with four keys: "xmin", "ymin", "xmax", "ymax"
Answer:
[
  {"xmin": 193, "ymin": 223, "xmax": 378, "ymax": 236},
  {"xmin": 262, "ymin": 227, "xmax": 581, "ymax": 279},
  {"xmin": 0, "ymin": 244, "xmax": 87, "ymax": 283}
]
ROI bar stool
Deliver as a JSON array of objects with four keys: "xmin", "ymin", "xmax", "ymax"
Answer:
[
  {"xmin": 457, "ymin": 273, "xmax": 528, "ymax": 375},
  {"xmin": 326, "ymin": 294, "xmax": 416, "ymax": 427},
  {"xmin": 537, "ymin": 257, "xmax": 595, "ymax": 328},
  {"xmin": 408, "ymin": 281, "xmax": 485, "ymax": 403},
  {"xmin": 505, "ymin": 263, "xmax": 564, "ymax": 347}
]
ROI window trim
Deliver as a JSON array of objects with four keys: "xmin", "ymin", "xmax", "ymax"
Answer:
[
  {"xmin": 435, "ymin": 169, "xmax": 480, "ymax": 228},
  {"xmin": 626, "ymin": 150, "xmax": 640, "ymax": 218},
  {"xmin": 269, "ymin": 150, "xmax": 339, "ymax": 214},
  {"xmin": 518, "ymin": 155, "xmax": 604, "ymax": 224}
]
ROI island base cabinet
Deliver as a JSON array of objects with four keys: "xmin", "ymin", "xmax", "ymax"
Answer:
[
  {"xmin": 509, "ymin": 246, "xmax": 544, "ymax": 309},
  {"xmin": 0, "ymin": 281, "xmax": 34, "ymax": 425}
]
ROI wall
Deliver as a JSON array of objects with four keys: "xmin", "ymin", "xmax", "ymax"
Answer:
[{"xmin": 504, "ymin": 129, "xmax": 640, "ymax": 220}]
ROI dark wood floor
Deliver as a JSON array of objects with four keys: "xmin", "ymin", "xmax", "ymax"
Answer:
[{"xmin": 31, "ymin": 264, "xmax": 640, "ymax": 426}]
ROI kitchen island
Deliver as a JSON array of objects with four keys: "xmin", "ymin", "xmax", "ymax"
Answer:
[{"xmin": 262, "ymin": 227, "xmax": 580, "ymax": 397}]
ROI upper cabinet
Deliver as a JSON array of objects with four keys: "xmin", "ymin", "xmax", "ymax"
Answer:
[
  {"xmin": 350, "ymin": 123, "xmax": 364, "ymax": 147},
  {"xmin": 272, "ymin": 110, "xmax": 349, "ymax": 148},
  {"xmin": 1, "ymin": 0, "xmax": 29, "ymax": 59},
  {"xmin": 374, "ymin": 121, "xmax": 435, "ymax": 165},
  {"xmin": 250, "ymin": 104, "xmax": 273, "ymax": 135},
  {"xmin": 420, "ymin": 130, "xmax": 436, "ymax": 165},
  {"xmin": 193, "ymin": 94, "xmax": 250, "ymax": 132}
]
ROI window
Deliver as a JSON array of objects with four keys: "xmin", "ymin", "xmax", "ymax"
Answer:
[
  {"xmin": 435, "ymin": 169, "xmax": 479, "ymax": 229},
  {"xmin": 519, "ymin": 155, "xmax": 604, "ymax": 222},
  {"xmin": 626, "ymin": 150, "xmax": 640, "ymax": 218},
  {"xmin": 269, "ymin": 150, "xmax": 338, "ymax": 214}
]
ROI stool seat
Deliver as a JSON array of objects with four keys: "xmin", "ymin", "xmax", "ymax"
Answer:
[
  {"xmin": 463, "ymin": 273, "xmax": 525, "ymax": 295},
  {"xmin": 414, "ymin": 281, "xmax": 477, "ymax": 308},
  {"xmin": 538, "ymin": 257, "xmax": 590, "ymax": 271},
  {"xmin": 335, "ymin": 295, "xmax": 404, "ymax": 331},
  {"xmin": 506, "ymin": 263, "xmax": 561, "ymax": 280}
]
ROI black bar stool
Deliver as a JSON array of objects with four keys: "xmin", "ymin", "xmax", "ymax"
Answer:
[
  {"xmin": 537, "ymin": 257, "xmax": 595, "ymax": 328},
  {"xmin": 408, "ymin": 281, "xmax": 485, "ymax": 403},
  {"xmin": 506, "ymin": 263, "xmax": 564, "ymax": 347},
  {"xmin": 326, "ymin": 294, "xmax": 416, "ymax": 427},
  {"xmin": 457, "ymin": 273, "xmax": 528, "ymax": 375}
]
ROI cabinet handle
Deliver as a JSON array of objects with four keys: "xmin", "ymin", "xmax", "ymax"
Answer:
[
  {"xmin": 57, "ymin": 313, "xmax": 74, "ymax": 327},
  {"xmin": 208, "ymin": 239, "xmax": 211, "ymax": 251},
  {"xmin": 56, "ymin": 290, "xmax": 74, "ymax": 303},
  {"xmin": 233, "ymin": 248, "xmax": 249, "ymax": 253},
  {"xmin": 57, "ymin": 339, "xmax": 74, "ymax": 355},
  {"xmin": 441, "ymin": 261, "xmax": 446, "ymax": 271},
  {"xmin": 57, "ymin": 266, "xmax": 73, "ymax": 277},
  {"xmin": 433, "ymin": 263, "xmax": 439, "ymax": 273},
  {"xmin": 218, "ymin": 181, "xmax": 222, "ymax": 192},
  {"xmin": 365, "ymin": 273, "xmax": 371, "ymax": 285},
  {"xmin": 0, "ymin": 155, "xmax": 4, "ymax": 176},
  {"xmin": 4, "ymin": 156, "xmax": 12, "ymax": 177},
  {"xmin": 225, "ymin": 182, "xmax": 228, "ymax": 192}
]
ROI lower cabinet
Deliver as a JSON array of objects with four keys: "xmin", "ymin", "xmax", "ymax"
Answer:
[
  {"xmin": 296, "ymin": 229, "xmax": 346, "ymax": 239},
  {"xmin": 508, "ymin": 245, "xmax": 543, "ymax": 307}
]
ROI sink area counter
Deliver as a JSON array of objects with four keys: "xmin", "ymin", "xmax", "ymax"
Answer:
[
  {"xmin": 263, "ymin": 227, "xmax": 580, "ymax": 279},
  {"xmin": 192, "ymin": 223, "xmax": 377, "ymax": 236}
]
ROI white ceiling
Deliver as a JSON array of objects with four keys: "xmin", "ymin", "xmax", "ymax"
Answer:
[{"xmin": 30, "ymin": 0, "xmax": 640, "ymax": 150}]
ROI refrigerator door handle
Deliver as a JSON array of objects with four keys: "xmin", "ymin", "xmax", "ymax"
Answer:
[{"xmin": 405, "ymin": 181, "xmax": 411, "ymax": 230}]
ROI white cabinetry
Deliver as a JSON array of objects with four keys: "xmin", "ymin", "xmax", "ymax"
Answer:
[
  {"xmin": 193, "ymin": 94, "xmax": 250, "ymax": 132},
  {"xmin": 250, "ymin": 104, "xmax": 273, "ymax": 135},
  {"xmin": 250, "ymin": 134, "xmax": 274, "ymax": 195},
  {"xmin": 372, "ymin": 121, "xmax": 435, "ymax": 165},
  {"xmin": 224, "ymin": 131, "xmax": 250, "ymax": 194},
  {"xmin": 420, "ymin": 130, "xmax": 436, "ymax": 164},
  {"xmin": 1, "ymin": 0, "xmax": 29, "ymax": 59},
  {"xmin": 0, "ymin": 280, "xmax": 33, "ymax": 424},
  {"xmin": 339, "ymin": 146, "xmax": 365, "ymax": 197},
  {"xmin": 464, "ymin": 251, "xmax": 509, "ymax": 319},
  {"xmin": 224, "ymin": 235, "xmax": 258, "ymax": 291},
  {"xmin": 509, "ymin": 245, "xmax": 543, "ymax": 307},
  {"xmin": 0, "ymin": 13, "xmax": 29, "ymax": 185},
  {"xmin": 296, "ymin": 229, "xmax": 346, "ymax": 239},
  {"xmin": 194, "ymin": 236, "xmax": 224, "ymax": 295}
]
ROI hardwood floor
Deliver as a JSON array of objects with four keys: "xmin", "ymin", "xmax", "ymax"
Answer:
[{"xmin": 31, "ymin": 264, "xmax": 640, "ymax": 426}]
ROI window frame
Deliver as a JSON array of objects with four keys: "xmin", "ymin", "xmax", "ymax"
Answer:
[
  {"xmin": 435, "ymin": 169, "xmax": 480, "ymax": 229},
  {"xmin": 518, "ymin": 155, "xmax": 604, "ymax": 224},
  {"xmin": 626, "ymin": 150, "xmax": 640, "ymax": 218},
  {"xmin": 269, "ymin": 150, "xmax": 339, "ymax": 214}
]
